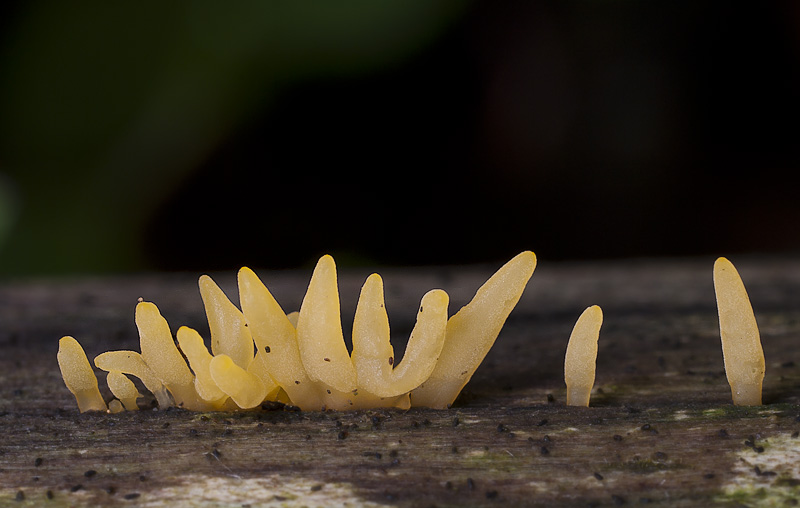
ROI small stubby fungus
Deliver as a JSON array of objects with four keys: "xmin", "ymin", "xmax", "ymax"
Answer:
[
  {"xmin": 713, "ymin": 257, "xmax": 765, "ymax": 406},
  {"xmin": 105, "ymin": 371, "xmax": 141, "ymax": 411},
  {"xmin": 564, "ymin": 305, "xmax": 603, "ymax": 407},
  {"xmin": 58, "ymin": 251, "xmax": 536, "ymax": 412},
  {"xmin": 57, "ymin": 337, "xmax": 107, "ymax": 413}
]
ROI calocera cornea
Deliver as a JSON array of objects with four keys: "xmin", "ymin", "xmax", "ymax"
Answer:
[
  {"xmin": 564, "ymin": 305, "xmax": 603, "ymax": 407},
  {"xmin": 57, "ymin": 251, "xmax": 536, "ymax": 412},
  {"xmin": 713, "ymin": 257, "xmax": 765, "ymax": 406},
  {"xmin": 57, "ymin": 336, "xmax": 107, "ymax": 413}
]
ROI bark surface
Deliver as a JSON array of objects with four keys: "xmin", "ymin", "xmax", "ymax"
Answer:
[{"xmin": 1, "ymin": 255, "xmax": 799, "ymax": 506}]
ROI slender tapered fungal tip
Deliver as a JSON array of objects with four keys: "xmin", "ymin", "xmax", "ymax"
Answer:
[
  {"xmin": 410, "ymin": 250, "xmax": 537, "ymax": 408},
  {"xmin": 135, "ymin": 301, "xmax": 201, "ymax": 408},
  {"xmin": 296, "ymin": 254, "xmax": 357, "ymax": 393},
  {"xmin": 316, "ymin": 254, "xmax": 336, "ymax": 274},
  {"xmin": 199, "ymin": 273, "xmax": 254, "ymax": 370},
  {"xmin": 564, "ymin": 305, "xmax": 603, "ymax": 407},
  {"xmin": 713, "ymin": 256, "xmax": 764, "ymax": 406},
  {"xmin": 519, "ymin": 250, "xmax": 537, "ymax": 268}
]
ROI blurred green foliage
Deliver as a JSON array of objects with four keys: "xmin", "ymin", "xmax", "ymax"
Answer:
[{"xmin": 0, "ymin": 1, "xmax": 467, "ymax": 277}]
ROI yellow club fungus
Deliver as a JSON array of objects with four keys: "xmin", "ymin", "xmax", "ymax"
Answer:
[
  {"xmin": 411, "ymin": 251, "xmax": 537, "ymax": 408},
  {"xmin": 564, "ymin": 305, "xmax": 603, "ymax": 407},
  {"xmin": 105, "ymin": 371, "xmax": 141, "ymax": 411},
  {"xmin": 58, "ymin": 251, "xmax": 536, "ymax": 412},
  {"xmin": 93, "ymin": 350, "xmax": 172, "ymax": 408},
  {"xmin": 57, "ymin": 336, "xmax": 107, "ymax": 412},
  {"xmin": 713, "ymin": 257, "xmax": 765, "ymax": 406}
]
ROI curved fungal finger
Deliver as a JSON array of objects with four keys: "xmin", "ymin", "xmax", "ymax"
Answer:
[
  {"xmin": 136, "ymin": 301, "xmax": 201, "ymax": 409},
  {"xmin": 238, "ymin": 267, "xmax": 322, "ymax": 410},
  {"xmin": 176, "ymin": 327, "xmax": 227, "ymax": 403},
  {"xmin": 355, "ymin": 286, "xmax": 449, "ymax": 398},
  {"xmin": 351, "ymin": 274, "xmax": 394, "ymax": 395},
  {"xmin": 412, "ymin": 251, "xmax": 537, "ymax": 408},
  {"xmin": 57, "ymin": 336, "xmax": 107, "ymax": 412},
  {"xmin": 94, "ymin": 350, "xmax": 172, "ymax": 408},
  {"xmin": 295, "ymin": 255, "xmax": 357, "ymax": 393},
  {"xmin": 106, "ymin": 371, "xmax": 141, "ymax": 411},
  {"xmin": 199, "ymin": 275, "xmax": 254, "ymax": 370},
  {"xmin": 564, "ymin": 305, "xmax": 603, "ymax": 407},
  {"xmin": 714, "ymin": 257, "xmax": 765, "ymax": 406},
  {"xmin": 387, "ymin": 289, "xmax": 449, "ymax": 395},
  {"xmin": 209, "ymin": 354, "xmax": 268, "ymax": 409}
]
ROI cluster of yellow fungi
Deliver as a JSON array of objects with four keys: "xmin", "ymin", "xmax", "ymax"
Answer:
[
  {"xmin": 58, "ymin": 252, "xmax": 537, "ymax": 413},
  {"xmin": 57, "ymin": 253, "xmax": 768, "ymax": 413}
]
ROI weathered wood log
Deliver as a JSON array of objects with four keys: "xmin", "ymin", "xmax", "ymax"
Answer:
[{"xmin": 1, "ymin": 255, "xmax": 799, "ymax": 506}]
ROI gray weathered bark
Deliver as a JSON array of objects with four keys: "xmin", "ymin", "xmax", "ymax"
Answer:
[{"xmin": 1, "ymin": 255, "xmax": 799, "ymax": 506}]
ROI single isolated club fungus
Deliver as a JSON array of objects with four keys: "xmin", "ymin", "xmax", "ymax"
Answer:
[
  {"xmin": 58, "ymin": 251, "xmax": 536, "ymax": 412},
  {"xmin": 713, "ymin": 257, "xmax": 765, "ymax": 406},
  {"xmin": 563, "ymin": 305, "xmax": 603, "ymax": 407}
]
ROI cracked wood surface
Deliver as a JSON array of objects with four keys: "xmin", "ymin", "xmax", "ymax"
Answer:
[{"xmin": 1, "ymin": 255, "xmax": 800, "ymax": 506}]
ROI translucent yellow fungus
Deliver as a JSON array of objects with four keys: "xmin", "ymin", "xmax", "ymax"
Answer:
[
  {"xmin": 352, "ymin": 274, "xmax": 449, "ymax": 397},
  {"xmin": 564, "ymin": 305, "xmax": 603, "ymax": 407},
  {"xmin": 57, "ymin": 336, "xmax": 107, "ymax": 412},
  {"xmin": 136, "ymin": 302, "xmax": 207, "ymax": 410},
  {"xmin": 209, "ymin": 354, "xmax": 272, "ymax": 409},
  {"xmin": 237, "ymin": 267, "xmax": 322, "ymax": 410},
  {"xmin": 59, "ymin": 251, "xmax": 535, "ymax": 412},
  {"xmin": 94, "ymin": 350, "xmax": 172, "ymax": 408},
  {"xmin": 199, "ymin": 276, "xmax": 254, "ymax": 370},
  {"xmin": 106, "ymin": 371, "xmax": 141, "ymax": 411},
  {"xmin": 411, "ymin": 251, "xmax": 537, "ymax": 408},
  {"xmin": 176, "ymin": 326, "xmax": 228, "ymax": 404},
  {"xmin": 295, "ymin": 255, "xmax": 358, "ymax": 393},
  {"xmin": 713, "ymin": 257, "xmax": 765, "ymax": 406}
]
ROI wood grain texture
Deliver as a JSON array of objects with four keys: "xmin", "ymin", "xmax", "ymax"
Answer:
[{"xmin": 1, "ymin": 255, "xmax": 800, "ymax": 506}]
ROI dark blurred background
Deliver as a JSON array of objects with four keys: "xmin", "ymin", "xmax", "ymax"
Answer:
[{"xmin": 0, "ymin": 1, "xmax": 798, "ymax": 278}]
